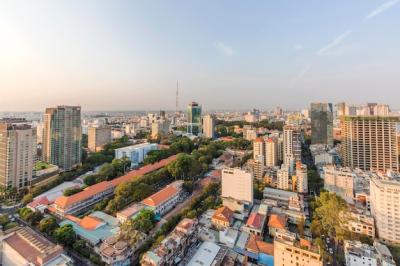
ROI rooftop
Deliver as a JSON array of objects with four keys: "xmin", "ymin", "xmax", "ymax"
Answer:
[{"xmin": 141, "ymin": 185, "xmax": 179, "ymax": 207}]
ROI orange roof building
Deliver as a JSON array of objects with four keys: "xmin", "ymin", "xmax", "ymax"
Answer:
[
  {"xmin": 268, "ymin": 214, "xmax": 287, "ymax": 237},
  {"xmin": 53, "ymin": 155, "xmax": 177, "ymax": 216},
  {"xmin": 141, "ymin": 183, "xmax": 182, "ymax": 216},
  {"xmin": 211, "ymin": 206, "xmax": 234, "ymax": 230}
]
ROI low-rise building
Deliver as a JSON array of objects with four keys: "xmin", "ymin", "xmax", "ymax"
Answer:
[
  {"xmin": 141, "ymin": 218, "xmax": 198, "ymax": 265},
  {"xmin": 116, "ymin": 203, "xmax": 145, "ymax": 224},
  {"xmin": 274, "ymin": 235, "xmax": 322, "ymax": 266},
  {"xmin": 347, "ymin": 210, "xmax": 375, "ymax": 238},
  {"xmin": 344, "ymin": 240, "xmax": 396, "ymax": 266},
  {"xmin": 211, "ymin": 206, "xmax": 234, "ymax": 230},
  {"xmin": 98, "ymin": 236, "xmax": 133, "ymax": 266},
  {"xmin": 114, "ymin": 143, "xmax": 158, "ymax": 167},
  {"xmin": 268, "ymin": 214, "xmax": 287, "ymax": 237},
  {"xmin": 60, "ymin": 211, "xmax": 120, "ymax": 246},
  {"xmin": 0, "ymin": 227, "xmax": 73, "ymax": 266},
  {"xmin": 243, "ymin": 212, "xmax": 267, "ymax": 236},
  {"xmin": 141, "ymin": 181, "xmax": 183, "ymax": 217}
]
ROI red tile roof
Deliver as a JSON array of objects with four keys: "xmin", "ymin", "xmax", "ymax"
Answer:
[
  {"xmin": 268, "ymin": 214, "xmax": 287, "ymax": 229},
  {"xmin": 246, "ymin": 213, "xmax": 265, "ymax": 229},
  {"xmin": 141, "ymin": 186, "xmax": 179, "ymax": 207},
  {"xmin": 246, "ymin": 234, "xmax": 274, "ymax": 255},
  {"xmin": 54, "ymin": 155, "xmax": 177, "ymax": 210},
  {"xmin": 212, "ymin": 206, "xmax": 234, "ymax": 223},
  {"xmin": 28, "ymin": 196, "xmax": 50, "ymax": 208}
]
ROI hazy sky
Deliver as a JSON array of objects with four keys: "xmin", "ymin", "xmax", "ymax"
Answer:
[{"xmin": 1, "ymin": 1, "xmax": 400, "ymax": 111}]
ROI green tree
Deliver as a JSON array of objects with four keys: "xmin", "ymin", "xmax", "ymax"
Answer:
[
  {"xmin": 63, "ymin": 187, "xmax": 83, "ymax": 196},
  {"xmin": 0, "ymin": 214, "xmax": 9, "ymax": 226},
  {"xmin": 22, "ymin": 193, "xmax": 33, "ymax": 205},
  {"xmin": 39, "ymin": 217, "xmax": 59, "ymax": 235},
  {"xmin": 53, "ymin": 224, "xmax": 76, "ymax": 246}
]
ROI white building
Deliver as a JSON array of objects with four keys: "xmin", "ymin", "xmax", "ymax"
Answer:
[
  {"xmin": 222, "ymin": 168, "xmax": 253, "ymax": 204},
  {"xmin": 265, "ymin": 137, "xmax": 278, "ymax": 167},
  {"xmin": 370, "ymin": 173, "xmax": 400, "ymax": 245},
  {"xmin": 344, "ymin": 240, "xmax": 395, "ymax": 266},
  {"xmin": 323, "ymin": 166, "xmax": 355, "ymax": 203},
  {"xmin": 277, "ymin": 166, "xmax": 290, "ymax": 191},
  {"xmin": 186, "ymin": 242, "xmax": 221, "ymax": 266},
  {"xmin": 295, "ymin": 162, "xmax": 308, "ymax": 193},
  {"xmin": 114, "ymin": 143, "xmax": 157, "ymax": 167}
]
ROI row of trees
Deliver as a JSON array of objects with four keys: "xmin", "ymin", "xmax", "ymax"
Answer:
[{"xmin": 83, "ymin": 157, "xmax": 131, "ymax": 186}]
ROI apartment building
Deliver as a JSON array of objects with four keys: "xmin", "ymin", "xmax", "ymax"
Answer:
[
  {"xmin": 141, "ymin": 218, "xmax": 198, "ymax": 266},
  {"xmin": 370, "ymin": 173, "xmax": 400, "ymax": 245},
  {"xmin": 202, "ymin": 114, "xmax": 216, "ymax": 139},
  {"xmin": 341, "ymin": 116, "xmax": 400, "ymax": 173},
  {"xmin": 0, "ymin": 121, "xmax": 36, "ymax": 190},
  {"xmin": 42, "ymin": 106, "xmax": 82, "ymax": 171},
  {"xmin": 295, "ymin": 162, "xmax": 308, "ymax": 193},
  {"xmin": 323, "ymin": 166, "xmax": 355, "ymax": 203},
  {"xmin": 221, "ymin": 168, "xmax": 253, "ymax": 205},
  {"xmin": 88, "ymin": 125, "xmax": 111, "ymax": 152},
  {"xmin": 283, "ymin": 125, "xmax": 302, "ymax": 163},
  {"xmin": 265, "ymin": 137, "xmax": 278, "ymax": 167}
]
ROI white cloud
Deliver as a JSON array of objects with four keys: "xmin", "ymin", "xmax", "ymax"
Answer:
[
  {"xmin": 293, "ymin": 44, "xmax": 304, "ymax": 51},
  {"xmin": 317, "ymin": 30, "xmax": 352, "ymax": 56},
  {"xmin": 364, "ymin": 0, "xmax": 400, "ymax": 20},
  {"xmin": 215, "ymin": 41, "xmax": 235, "ymax": 56}
]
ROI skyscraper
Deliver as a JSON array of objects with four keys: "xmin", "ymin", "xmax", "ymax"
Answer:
[
  {"xmin": 310, "ymin": 103, "xmax": 333, "ymax": 146},
  {"xmin": 265, "ymin": 138, "xmax": 278, "ymax": 167},
  {"xmin": 187, "ymin": 102, "xmax": 202, "ymax": 136},
  {"xmin": 341, "ymin": 116, "xmax": 400, "ymax": 173},
  {"xmin": 202, "ymin": 114, "xmax": 215, "ymax": 139},
  {"xmin": 43, "ymin": 106, "xmax": 82, "ymax": 171},
  {"xmin": 0, "ymin": 121, "xmax": 36, "ymax": 190}
]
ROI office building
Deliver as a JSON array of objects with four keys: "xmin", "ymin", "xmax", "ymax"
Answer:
[
  {"xmin": 341, "ymin": 116, "xmax": 400, "ymax": 173},
  {"xmin": 283, "ymin": 125, "xmax": 302, "ymax": 164},
  {"xmin": 310, "ymin": 102, "xmax": 333, "ymax": 146},
  {"xmin": 187, "ymin": 101, "xmax": 202, "ymax": 136},
  {"xmin": 274, "ymin": 235, "xmax": 322, "ymax": 266},
  {"xmin": 88, "ymin": 126, "xmax": 111, "ymax": 152},
  {"xmin": 202, "ymin": 114, "xmax": 216, "ymax": 139},
  {"xmin": 42, "ymin": 106, "xmax": 82, "ymax": 171},
  {"xmin": 370, "ymin": 173, "xmax": 400, "ymax": 245},
  {"xmin": 114, "ymin": 143, "xmax": 157, "ymax": 167},
  {"xmin": 0, "ymin": 121, "xmax": 36, "ymax": 190},
  {"xmin": 222, "ymin": 168, "xmax": 253, "ymax": 204},
  {"xmin": 0, "ymin": 227, "xmax": 72, "ymax": 266}
]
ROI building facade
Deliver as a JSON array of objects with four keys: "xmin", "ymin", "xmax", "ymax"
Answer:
[
  {"xmin": 42, "ymin": 106, "xmax": 82, "ymax": 171},
  {"xmin": 310, "ymin": 102, "xmax": 333, "ymax": 146},
  {"xmin": 187, "ymin": 102, "xmax": 202, "ymax": 136},
  {"xmin": 221, "ymin": 168, "xmax": 254, "ymax": 204},
  {"xmin": 0, "ymin": 122, "xmax": 36, "ymax": 190},
  {"xmin": 202, "ymin": 114, "xmax": 215, "ymax": 138},
  {"xmin": 88, "ymin": 126, "xmax": 111, "ymax": 152},
  {"xmin": 341, "ymin": 116, "xmax": 400, "ymax": 173},
  {"xmin": 114, "ymin": 143, "xmax": 157, "ymax": 167}
]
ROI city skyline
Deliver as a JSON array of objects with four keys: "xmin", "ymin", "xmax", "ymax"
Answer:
[{"xmin": 1, "ymin": 1, "xmax": 400, "ymax": 111}]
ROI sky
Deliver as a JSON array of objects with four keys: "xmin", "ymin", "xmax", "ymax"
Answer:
[{"xmin": 1, "ymin": 0, "xmax": 400, "ymax": 111}]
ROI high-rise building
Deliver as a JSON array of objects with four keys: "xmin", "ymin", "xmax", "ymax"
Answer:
[
  {"xmin": 202, "ymin": 114, "xmax": 215, "ymax": 139},
  {"xmin": 310, "ymin": 103, "xmax": 333, "ymax": 146},
  {"xmin": 187, "ymin": 102, "xmax": 202, "ymax": 136},
  {"xmin": 295, "ymin": 162, "xmax": 308, "ymax": 193},
  {"xmin": 253, "ymin": 138, "xmax": 265, "ymax": 162},
  {"xmin": 0, "ymin": 121, "xmax": 36, "ymax": 190},
  {"xmin": 265, "ymin": 138, "xmax": 278, "ymax": 167},
  {"xmin": 88, "ymin": 126, "xmax": 111, "ymax": 152},
  {"xmin": 283, "ymin": 125, "xmax": 302, "ymax": 164},
  {"xmin": 341, "ymin": 116, "xmax": 400, "ymax": 173},
  {"xmin": 151, "ymin": 120, "xmax": 170, "ymax": 139},
  {"xmin": 221, "ymin": 168, "xmax": 253, "ymax": 204},
  {"xmin": 277, "ymin": 166, "xmax": 290, "ymax": 191},
  {"xmin": 370, "ymin": 173, "xmax": 400, "ymax": 245},
  {"xmin": 42, "ymin": 106, "xmax": 82, "ymax": 171}
]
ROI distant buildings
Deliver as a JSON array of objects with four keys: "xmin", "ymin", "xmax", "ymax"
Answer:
[
  {"xmin": 310, "ymin": 102, "xmax": 333, "ymax": 146},
  {"xmin": 88, "ymin": 125, "xmax": 111, "ymax": 152},
  {"xmin": 370, "ymin": 173, "xmax": 400, "ymax": 245},
  {"xmin": 114, "ymin": 143, "xmax": 158, "ymax": 167},
  {"xmin": 42, "ymin": 106, "xmax": 82, "ymax": 171},
  {"xmin": 187, "ymin": 101, "xmax": 202, "ymax": 136},
  {"xmin": 0, "ymin": 121, "xmax": 36, "ymax": 190},
  {"xmin": 341, "ymin": 115, "xmax": 400, "ymax": 173},
  {"xmin": 0, "ymin": 227, "xmax": 72, "ymax": 266},
  {"xmin": 221, "ymin": 168, "xmax": 254, "ymax": 205},
  {"xmin": 202, "ymin": 114, "xmax": 215, "ymax": 139},
  {"xmin": 274, "ymin": 234, "xmax": 323, "ymax": 266},
  {"xmin": 253, "ymin": 137, "xmax": 279, "ymax": 167}
]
